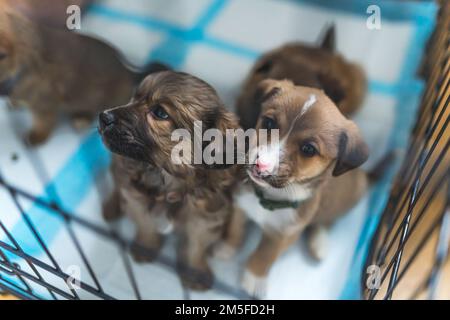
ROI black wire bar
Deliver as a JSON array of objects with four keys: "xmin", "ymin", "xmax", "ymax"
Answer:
[
  {"xmin": 364, "ymin": 5, "xmax": 449, "ymax": 298},
  {"xmin": 0, "ymin": 171, "xmax": 252, "ymax": 300}
]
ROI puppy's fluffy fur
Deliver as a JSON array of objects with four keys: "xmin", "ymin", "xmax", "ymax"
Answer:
[
  {"xmin": 232, "ymin": 80, "xmax": 369, "ymax": 297},
  {"xmin": 236, "ymin": 26, "xmax": 366, "ymax": 130},
  {"xmin": 99, "ymin": 71, "xmax": 241, "ymax": 290},
  {"xmin": 0, "ymin": 5, "xmax": 161, "ymax": 145}
]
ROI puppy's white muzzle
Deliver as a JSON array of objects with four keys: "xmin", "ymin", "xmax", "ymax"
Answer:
[{"xmin": 250, "ymin": 143, "xmax": 281, "ymax": 176}]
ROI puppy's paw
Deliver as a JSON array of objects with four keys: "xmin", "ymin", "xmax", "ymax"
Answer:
[
  {"xmin": 130, "ymin": 244, "xmax": 159, "ymax": 263},
  {"xmin": 130, "ymin": 234, "xmax": 162, "ymax": 263},
  {"xmin": 25, "ymin": 129, "xmax": 49, "ymax": 146},
  {"xmin": 178, "ymin": 264, "xmax": 213, "ymax": 291},
  {"xmin": 306, "ymin": 225, "xmax": 328, "ymax": 261},
  {"xmin": 213, "ymin": 242, "xmax": 237, "ymax": 260},
  {"xmin": 102, "ymin": 194, "xmax": 122, "ymax": 222},
  {"xmin": 242, "ymin": 269, "xmax": 267, "ymax": 299}
]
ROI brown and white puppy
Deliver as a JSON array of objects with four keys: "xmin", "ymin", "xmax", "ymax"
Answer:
[
  {"xmin": 233, "ymin": 79, "xmax": 369, "ymax": 298},
  {"xmin": 99, "ymin": 71, "xmax": 241, "ymax": 290},
  {"xmin": 236, "ymin": 25, "xmax": 366, "ymax": 130},
  {"xmin": 0, "ymin": 5, "xmax": 163, "ymax": 145}
]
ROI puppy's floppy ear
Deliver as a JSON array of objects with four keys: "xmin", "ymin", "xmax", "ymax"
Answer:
[
  {"xmin": 333, "ymin": 121, "xmax": 369, "ymax": 176},
  {"xmin": 319, "ymin": 24, "xmax": 336, "ymax": 52},
  {"xmin": 255, "ymin": 79, "xmax": 282, "ymax": 104}
]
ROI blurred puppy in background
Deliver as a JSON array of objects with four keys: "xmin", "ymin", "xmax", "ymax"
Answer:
[
  {"xmin": 99, "ymin": 71, "xmax": 242, "ymax": 290},
  {"xmin": 232, "ymin": 80, "xmax": 370, "ymax": 298},
  {"xmin": 236, "ymin": 25, "xmax": 366, "ymax": 130},
  {"xmin": 0, "ymin": 4, "xmax": 163, "ymax": 145}
]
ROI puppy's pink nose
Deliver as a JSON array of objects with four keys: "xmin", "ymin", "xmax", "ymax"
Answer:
[{"xmin": 255, "ymin": 159, "xmax": 270, "ymax": 172}]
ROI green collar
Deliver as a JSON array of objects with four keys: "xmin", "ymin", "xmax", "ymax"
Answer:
[{"xmin": 254, "ymin": 186, "xmax": 301, "ymax": 211}]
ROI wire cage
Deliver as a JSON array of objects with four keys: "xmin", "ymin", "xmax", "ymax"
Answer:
[
  {"xmin": 363, "ymin": 1, "xmax": 449, "ymax": 300},
  {"xmin": 0, "ymin": 179, "xmax": 252, "ymax": 300},
  {"xmin": 0, "ymin": 1, "xmax": 447, "ymax": 300}
]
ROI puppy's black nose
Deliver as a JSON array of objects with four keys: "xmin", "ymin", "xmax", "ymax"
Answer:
[{"xmin": 99, "ymin": 111, "xmax": 115, "ymax": 128}]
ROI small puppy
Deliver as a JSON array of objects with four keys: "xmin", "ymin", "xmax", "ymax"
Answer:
[
  {"xmin": 98, "ymin": 71, "xmax": 241, "ymax": 290},
  {"xmin": 0, "ymin": 5, "xmax": 163, "ymax": 145},
  {"xmin": 234, "ymin": 79, "xmax": 369, "ymax": 297},
  {"xmin": 236, "ymin": 25, "xmax": 366, "ymax": 130}
]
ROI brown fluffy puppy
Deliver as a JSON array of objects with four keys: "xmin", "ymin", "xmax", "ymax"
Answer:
[
  {"xmin": 99, "ymin": 71, "xmax": 241, "ymax": 290},
  {"xmin": 236, "ymin": 25, "xmax": 366, "ymax": 130},
  {"xmin": 0, "ymin": 5, "xmax": 163, "ymax": 145},
  {"xmin": 232, "ymin": 79, "xmax": 369, "ymax": 298}
]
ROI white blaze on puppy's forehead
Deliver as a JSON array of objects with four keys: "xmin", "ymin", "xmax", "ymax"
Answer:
[
  {"xmin": 300, "ymin": 94, "xmax": 317, "ymax": 116},
  {"xmin": 279, "ymin": 93, "xmax": 317, "ymax": 146}
]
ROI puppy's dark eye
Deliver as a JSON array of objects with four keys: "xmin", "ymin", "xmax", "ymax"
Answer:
[
  {"xmin": 300, "ymin": 143, "xmax": 317, "ymax": 157},
  {"xmin": 261, "ymin": 116, "xmax": 277, "ymax": 130},
  {"xmin": 151, "ymin": 105, "xmax": 169, "ymax": 120},
  {"xmin": 0, "ymin": 52, "xmax": 6, "ymax": 60}
]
